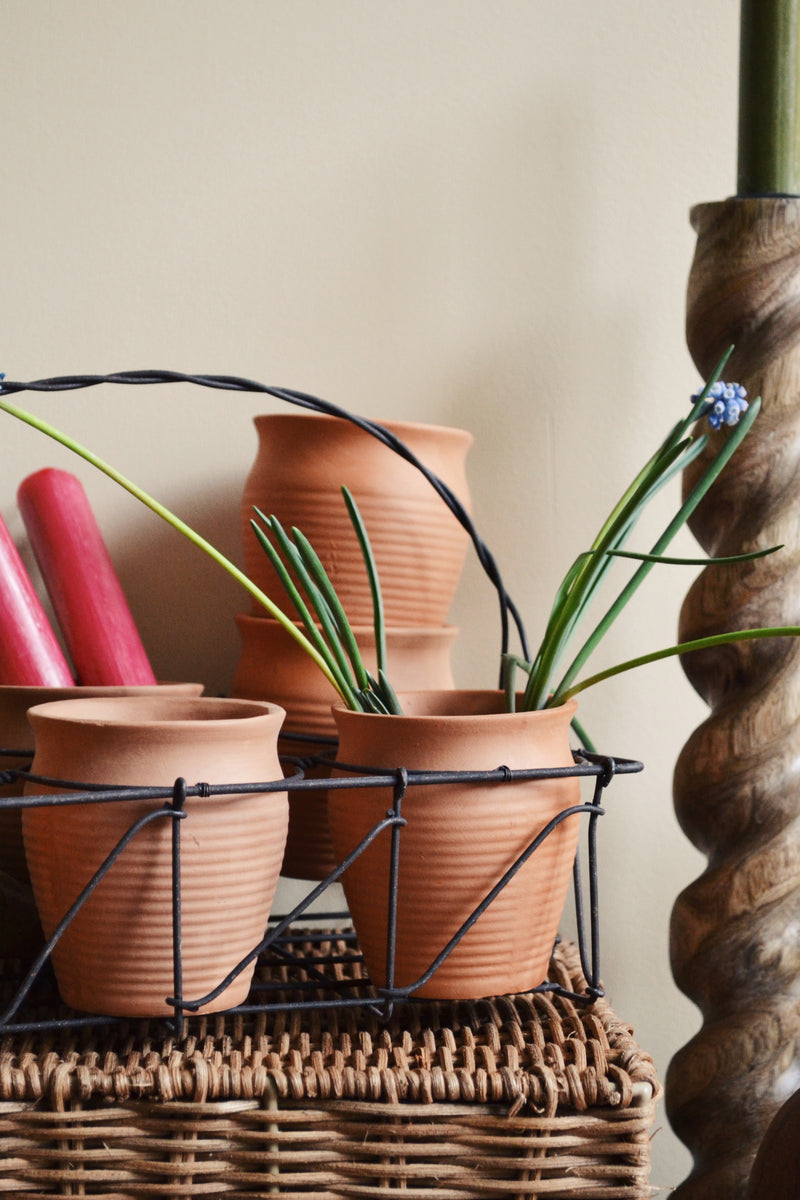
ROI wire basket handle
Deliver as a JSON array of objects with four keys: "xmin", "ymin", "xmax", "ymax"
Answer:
[{"xmin": 0, "ymin": 369, "xmax": 530, "ymax": 663}]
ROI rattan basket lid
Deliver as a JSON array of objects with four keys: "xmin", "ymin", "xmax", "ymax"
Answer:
[{"xmin": 0, "ymin": 936, "xmax": 658, "ymax": 1116}]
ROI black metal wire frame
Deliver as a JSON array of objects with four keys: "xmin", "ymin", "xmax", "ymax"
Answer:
[
  {"xmin": 0, "ymin": 747, "xmax": 642, "ymax": 1035},
  {"xmin": 0, "ymin": 372, "xmax": 640, "ymax": 1028},
  {"xmin": 0, "ymin": 369, "xmax": 530, "ymax": 663}
]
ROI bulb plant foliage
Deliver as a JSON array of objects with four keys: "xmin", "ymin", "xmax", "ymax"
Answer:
[
  {"xmin": 1, "ymin": 349, "xmax": 799, "ymax": 717},
  {"xmin": 504, "ymin": 350, "xmax": 784, "ymax": 713}
]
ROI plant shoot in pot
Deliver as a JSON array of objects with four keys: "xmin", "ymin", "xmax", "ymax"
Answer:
[{"xmin": 0, "ymin": 349, "xmax": 797, "ymax": 730}]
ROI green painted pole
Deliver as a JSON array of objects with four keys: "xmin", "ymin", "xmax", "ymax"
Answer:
[{"xmin": 738, "ymin": 0, "xmax": 800, "ymax": 195}]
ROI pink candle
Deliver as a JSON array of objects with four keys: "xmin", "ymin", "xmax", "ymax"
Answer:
[
  {"xmin": 0, "ymin": 513, "xmax": 74, "ymax": 686},
  {"xmin": 18, "ymin": 469, "xmax": 157, "ymax": 686}
]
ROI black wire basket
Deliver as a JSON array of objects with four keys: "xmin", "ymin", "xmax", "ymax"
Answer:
[
  {"xmin": 0, "ymin": 370, "xmax": 643, "ymax": 1035},
  {"xmin": 0, "ymin": 740, "xmax": 641, "ymax": 1036}
]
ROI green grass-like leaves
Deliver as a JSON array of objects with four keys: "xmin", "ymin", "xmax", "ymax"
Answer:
[
  {"xmin": 250, "ymin": 494, "xmax": 400, "ymax": 714},
  {"xmin": 511, "ymin": 348, "xmax": 800, "ymax": 711},
  {"xmin": 2, "ymin": 348, "xmax": 798, "ymax": 721}
]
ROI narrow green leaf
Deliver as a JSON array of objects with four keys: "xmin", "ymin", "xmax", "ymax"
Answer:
[
  {"xmin": 553, "ymin": 624, "xmax": 800, "ymax": 705},
  {"xmin": 250, "ymin": 516, "xmax": 361, "ymax": 710},
  {"xmin": 524, "ymin": 355, "xmax": 736, "ymax": 711},
  {"xmin": 254, "ymin": 509, "xmax": 340, "ymax": 635},
  {"xmin": 357, "ymin": 687, "xmax": 391, "ymax": 714},
  {"xmin": 291, "ymin": 526, "xmax": 371, "ymax": 691},
  {"xmin": 377, "ymin": 668, "xmax": 404, "ymax": 715},
  {"xmin": 522, "ymin": 435, "xmax": 697, "ymax": 710},
  {"xmin": 536, "ymin": 553, "xmax": 594, "ymax": 650},
  {"xmin": 250, "ymin": 515, "xmax": 322, "ymax": 633},
  {"xmin": 263, "ymin": 514, "xmax": 363, "ymax": 693},
  {"xmin": 551, "ymin": 396, "xmax": 763, "ymax": 702},
  {"xmin": 607, "ymin": 544, "xmax": 782, "ymax": 566},
  {"xmin": 341, "ymin": 485, "xmax": 387, "ymax": 675}
]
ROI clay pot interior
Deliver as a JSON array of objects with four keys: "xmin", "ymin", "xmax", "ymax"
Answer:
[
  {"xmin": 0, "ymin": 680, "xmax": 205, "ymax": 955},
  {"xmin": 328, "ymin": 692, "xmax": 582, "ymax": 1000},
  {"xmin": 22, "ymin": 694, "xmax": 287, "ymax": 1017}
]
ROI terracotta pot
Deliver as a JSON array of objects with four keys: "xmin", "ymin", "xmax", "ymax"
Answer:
[
  {"xmin": 22, "ymin": 695, "xmax": 287, "ymax": 1017},
  {"xmin": 275, "ymin": 732, "xmax": 338, "ymax": 882},
  {"xmin": 329, "ymin": 692, "xmax": 581, "ymax": 1000},
  {"xmin": 231, "ymin": 615, "xmax": 459, "ymax": 881},
  {"xmin": 0, "ymin": 681, "xmax": 204, "ymax": 886},
  {"xmin": 241, "ymin": 412, "xmax": 472, "ymax": 626}
]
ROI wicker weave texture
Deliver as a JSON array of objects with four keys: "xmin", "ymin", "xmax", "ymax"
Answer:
[
  {"xmin": 0, "ymin": 940, "xmax": 660, "ymax": 1197},
  {"xmin": 0, "ymin": 1095, "xmax": 657, "ymax": 1198}
]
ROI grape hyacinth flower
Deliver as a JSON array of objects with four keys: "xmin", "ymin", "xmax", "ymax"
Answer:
[{"xmin": 694, "ymin": 380, "xmax": 749, "ymax": 429}]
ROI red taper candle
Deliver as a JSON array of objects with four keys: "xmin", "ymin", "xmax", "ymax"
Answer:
[
  {"xmin": 18, "ymin": 468, "xmax": 157, "ymax": 686},
  {"xmin": 0, "ymin": 513, "xmax": 74, "ymax": 686}
]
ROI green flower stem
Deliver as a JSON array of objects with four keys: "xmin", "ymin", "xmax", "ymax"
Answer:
[
  {"xmin": 553, "ymin": 625, "xmax": 800, "ymax": 705},
  {"xmin": 522, "ymin": 353, "xmax": 733, "ymax": 711},
  {"xmin": 522, "ymin": 437, "xmax": 693, "ymax": 710},
  {"xmin": 500, "ymin": 653, "xmax": 533, "ymax": 713},
  {"xmin": 550, "ymin": 395, "xmax": 762, "ymax": 705},
  {"xmin": 0, "ymin": 394, "xmax": 350, "ymax": 701}
]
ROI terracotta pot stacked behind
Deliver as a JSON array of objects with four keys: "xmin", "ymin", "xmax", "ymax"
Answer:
[{"xmin": 232, "ymin": 412, "xmax": 473, "ymax": 880}]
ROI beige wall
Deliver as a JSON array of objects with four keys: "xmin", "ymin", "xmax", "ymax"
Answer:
[{"xmin": 2, "ymin": 1, "xmax": 743, "ymax": 1190}]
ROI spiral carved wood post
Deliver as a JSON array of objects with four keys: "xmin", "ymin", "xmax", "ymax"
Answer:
[{"xmin": 668, "ymin": 196, "xmax": 800, "ymax": 1198}]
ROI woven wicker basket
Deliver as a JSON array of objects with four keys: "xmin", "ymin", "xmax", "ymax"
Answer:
[{"xmin": 0, "ymin": 937, "xmax": 660, "ymax": 1198}]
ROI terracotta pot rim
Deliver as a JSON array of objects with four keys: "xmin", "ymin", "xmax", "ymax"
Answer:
[
  {"xmin": 333, "ymin": 691, "xmax": 578, "ymax": 723},
  {"xmin": 235, "ymin": 613, "xmax": 458, "ymax": 638},
  {"xmin": 0, "ymin": 681, "xmax": 203, "ymax": 697},
  {"xmin": 26, "ymin": 696, "xmax": 285, "ymax": 729},
  {"xmin": 251, "ymin": 410, "xmax": 474, "ymax": 446}
]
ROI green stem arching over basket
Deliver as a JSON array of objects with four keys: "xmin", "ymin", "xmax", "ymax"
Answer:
[{"xmin": 0, "ymin": 393, "xmax": 362, "ymax": 705}]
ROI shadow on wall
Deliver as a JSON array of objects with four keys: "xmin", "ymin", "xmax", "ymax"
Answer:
[{"xmin": 109, "ymin": 475, "xmax": 248, "ymax": 697}]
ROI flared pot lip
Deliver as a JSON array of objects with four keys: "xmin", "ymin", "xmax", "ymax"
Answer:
[
  {"xmin": 333, "ymin": 690, "xmax": 578, "ymax": 723},
  {"xmin": 26, "ymin": 695, "xmax": 285, "ymax": 729},
  {"xmin": 251, "ymin": 410, "xmax": 474, "ymax": 447},
  {"xmin": 0, "ymin": 681, "xmax": 204, "ymax": 698},
  {"xmin": 234, "ymin": 612, "xmax": 458, "ymax": 639}
]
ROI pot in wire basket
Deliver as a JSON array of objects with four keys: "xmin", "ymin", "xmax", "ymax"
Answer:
[
  {"xmin": 22, "ymin": 694, "xmax": 288, "ymax": 1018},
  {"xmin": 328, "ymin": 691, "xmax": 582, "ymax": 1001}
]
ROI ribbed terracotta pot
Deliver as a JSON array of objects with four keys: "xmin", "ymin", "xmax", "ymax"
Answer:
[
  {"xmin": 329, "ymin": 692, "xmax": 581, "ymax": 1000},
  {"xmin": 241, "ymin": 413, "xmax": 472, "ymax": 627},
  {"xmin": 0, "ymin": 681, "xmax": 204, "ymax": 961},
  {"xmin": 232, "ymin": 616, "xmax": 459, "ymax": 881},
  {"xmin": 22, "ymin": 695, "xmax": 287, "ymax": 1017},
  {"xmin": 0, "ymin": 682, "xmax": 204, "ymax": 886}
]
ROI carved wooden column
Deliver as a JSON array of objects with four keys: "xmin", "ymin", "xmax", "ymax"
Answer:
[{"xmin": 668, "ymin": 196, "xmax": 800, "ymax": 1197}]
